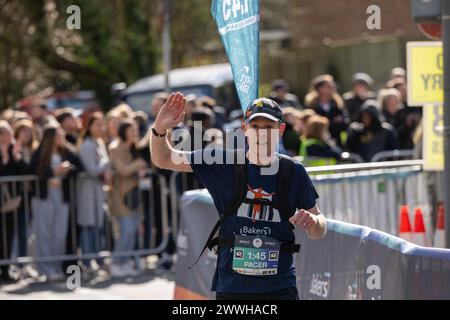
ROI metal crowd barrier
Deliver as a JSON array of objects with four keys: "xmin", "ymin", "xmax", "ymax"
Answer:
[
  {"xmin": 299, "ymin": 159, "xmax": 442, "ymax": 241},
  {"xmin": 301, "ymin": 150, "xmax": 414, "ymax": 166},
  {"xmin": 342, "ymin": 152, "xmax": 364, "ymax": 163},
  {"xmin": 0, "ymin": 154, "xmax": 439, "ymax": 273},
  {"xmin": 0, "ymin": 170, "xmax": 171, "ymax": 267},
  {"xmin": 370, "ymin": 149, "xmax": 415, "ymax": 162}
]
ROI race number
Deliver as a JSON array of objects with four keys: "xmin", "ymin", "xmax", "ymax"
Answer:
[{"xmin": 232, "ymin": 235, "xmax": 280, "ymax": 276}]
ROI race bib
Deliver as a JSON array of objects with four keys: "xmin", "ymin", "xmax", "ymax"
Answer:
[{"xmin": 232, "ymin": 235, "xmax": 280, "ymax": 276}]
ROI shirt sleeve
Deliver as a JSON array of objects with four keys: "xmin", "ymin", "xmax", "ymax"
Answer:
[
  {"xmin": 186, "ymin": 149, "xmax": 225, "ymax": 194},
  {"xmin": 295, "ymin": 163, "xmax": 319, "ymax": 210}
]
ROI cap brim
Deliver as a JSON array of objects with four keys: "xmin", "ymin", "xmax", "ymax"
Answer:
[{"xmin": 246, "ymin": 113, "xmax": 280, "ymax": 123}]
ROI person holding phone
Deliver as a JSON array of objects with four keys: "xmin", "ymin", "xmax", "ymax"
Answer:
[{"xmin": 31, "ymin": 125, "xmax": 83, "ymax": 282}]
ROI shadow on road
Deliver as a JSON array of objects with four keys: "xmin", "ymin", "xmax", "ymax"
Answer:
[{"xmin": 0, "ymin": 268, "xmax": 175, "ymax": 296}]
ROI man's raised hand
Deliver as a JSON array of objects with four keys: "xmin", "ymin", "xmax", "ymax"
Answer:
[{"xmin": 154, "ymin": 92, "xmax": 186, "ymax": 133}]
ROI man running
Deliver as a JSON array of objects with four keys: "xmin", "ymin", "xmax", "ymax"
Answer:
[{"xmin": 150, "ymin": 92, "xmax": 327, "ymax": 300}]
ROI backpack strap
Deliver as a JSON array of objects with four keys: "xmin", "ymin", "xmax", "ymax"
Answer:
[
  {"xmin": 222, "ymin": 149, "xmax": 248, "ymax": 218},
  {"xmin": 188, "ymin": 149, "xmax": 247, "ymax": 269},
  {"xmin": 215, "ymin": 235, "xmax": 301, "ymax": 254},
  {"xmin": 274, "ymin": 154, "xmax": 296, "ymax": 221}
]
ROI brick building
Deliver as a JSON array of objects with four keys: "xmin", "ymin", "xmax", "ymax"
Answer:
[
  {"xmin": 289, "ymin": 0, "xmax": 424, "ymax": 47},
  {"xmin": 259, "ymin": 0, "xmax": 429, "ymax": 98}
]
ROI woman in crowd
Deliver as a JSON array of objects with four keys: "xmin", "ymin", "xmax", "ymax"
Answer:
[
  {"xmin": 281, "ymin": 107, "xmax": 303, "ymax": 157},
  {"xmin": 380, "ymin": 86, "xmax": 419, "ymax": 150},
  {"xmin": 31, "ymin": 125, "xmax": 83, "ymax": 281},
  {"xmin": 106, "ymin": 110, "xmax": 122, "ymax": 146},
  {"xmin": 299, "ymin": 115, "xmax": 342, "ymax": 166},
  {"xmin": 379, "ymin": 88, "xmax": 403, "ymax": 127},
  {"xmin": 304, "ymin": 74, "xmax": 348, "ymax": 147},
  {"xmin": 108, "ymin": 119, "xmax": 147, "ymax": 277},
  {"xmin": 77, "ymin": 113, "xmax": 111, "ymax": 276},
  {"xmin": 298, "ymin": 108, "xmax": 317, "ymax": 133},
  {"xmin": 13, "ymin": 119, "xmax": 36, "ymax": 165},
  {"xmin": 0, "ymin": 121, "xmax": 30, "ymax": 282},
  {"xmin": 12, "ymin": 119, "xmax": 36, "ymax": 264}
]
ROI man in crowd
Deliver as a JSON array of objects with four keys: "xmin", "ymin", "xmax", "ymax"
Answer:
[
  {"xmin": 269, "ymin": 79, "xmax": 302, "ymax": 109},
  {"xmin": 55, "ymin": 108, "xmax": 81, "ymax": 146},
  {"xmin": 347, "ymin": 100, "xmax": 398, "ymax": 162},
  {"xmin": 343, "ymin": 73, "xmax": 376, "ymax": 123}
]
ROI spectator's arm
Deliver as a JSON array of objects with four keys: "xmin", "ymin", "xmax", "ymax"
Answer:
[
  {"xmin": 14, "ymin": 156, "xmax": 33, "ymax": 175},
  {"xmin": 386, "ymin": 128, "xmax": 399, "ymax": 151},
  {"xmin": 110, "ymin": 147, "xmax": 146, "ymax": 177},
  {"xmin": 67, "ymin": 152, "xmax": 84, "ymax": 177},
  {"xmin": 345, "ymin": 126, "xmax": 360, "ymax": 152}
]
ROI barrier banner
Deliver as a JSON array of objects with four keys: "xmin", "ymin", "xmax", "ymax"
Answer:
[
  {"xmin": 211, "ymin": 0, "xmax": 260, "ymax": 111},
  {"xmin": 174, "ymin": 190, "xmax": 217, "ymax": 300},
  {"xmin": 175, "ymin": 189, "xmax": 450, "ymax": 300},
  {"xmin": 306, "ymin": 168, "xmax": 430, "ymax": 240},
  {"xmin": 296, "ymin": 220, "xmax": 450, "ymax": 299}
]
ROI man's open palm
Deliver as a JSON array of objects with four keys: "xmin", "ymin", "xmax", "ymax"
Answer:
[{"xmin": 154, "ymin": 92, "xmax": 186, "ymax": 132}]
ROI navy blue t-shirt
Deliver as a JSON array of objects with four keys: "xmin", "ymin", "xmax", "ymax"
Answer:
[{"xmin": 187, "ymin": 149, "xmax": 319, "ymax": 294}]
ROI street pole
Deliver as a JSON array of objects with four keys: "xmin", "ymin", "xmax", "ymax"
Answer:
[
  {"xmin": 442, "ymin": 0, "xmax": 450, "ymax": 248},
  {"xmin": 163, "ymin": 0, "xmax": 171, "ymax": 93}
]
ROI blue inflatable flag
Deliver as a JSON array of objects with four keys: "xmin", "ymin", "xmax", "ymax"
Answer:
[{"xmin": 211, "ymin": 0, "xmax": 260, "ymax": 111}]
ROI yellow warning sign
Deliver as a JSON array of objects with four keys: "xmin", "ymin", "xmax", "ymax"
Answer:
[
  {"xmin": 407, "ymin": 42, "xmax": 443, "ymax": 106},
  {"xmin": 423, "ymin": 104, "xmax": 444, "ymax": 171}
]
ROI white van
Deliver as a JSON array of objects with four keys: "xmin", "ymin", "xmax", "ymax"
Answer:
[{"xmin": 121, "ymin": 63, "xmax": 240, "ymax": 114}]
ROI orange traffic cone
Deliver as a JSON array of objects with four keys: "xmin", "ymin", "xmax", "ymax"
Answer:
[
  {"xmin": 398, "ymin": 205, "xmax": 412, "ymax": 242},
  {"xmin": 413, "ymin": 207, "xmax": 428, "ymax": 247},
  {"xmin": 433, "ymin": 204, "xmax": 445, "ymax": 248}
]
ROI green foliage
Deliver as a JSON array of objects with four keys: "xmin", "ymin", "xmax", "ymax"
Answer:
[
  {"xmin": 0, "ymin": 0, "xmax": 233, "ymax": 109},
  {"xmin": 0, "ymin": 1, "xmax": 171, "ymax": 108}
]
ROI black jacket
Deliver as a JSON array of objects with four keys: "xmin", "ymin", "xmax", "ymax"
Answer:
[
  {"xmin": 0, "ymin": 145, "xmax": 32, "ymax": 177},
  {"xmin": 347, "ymin": 102, "xmax": 399, "ymax": 162},
  {"xmin": 383, "ymin": 106, "xmax": 422, "ymax": 150},
  {"xmin": 0, "ymin": 144, "xmax": 33, "ymax": 211},
  {"xmin": 30, "ymin": 148, "xmax": 84, "ymax": 203},
  {"xmin": 282, "ymin": 122, "xmax": 301, "ymax": 156},
  {"xmin": 343, "ymin": 91, "xmax": 376, "ymax": 123},
  {"xmin": 306, "ymin": 143, "xmax": 342, "ymax": 160},
  {"xmin": 306, "ymin": 100, "xmax": 349, "ymax": 147}
]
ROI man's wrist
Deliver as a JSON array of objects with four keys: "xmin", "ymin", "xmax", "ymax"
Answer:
[
  {"xmin": 309, "ymin": 216, "xmax": 325, "ymax": 238},
  {"xmin": 152, "ymin": 125, "xmax": 167, "ymax": 137}
]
